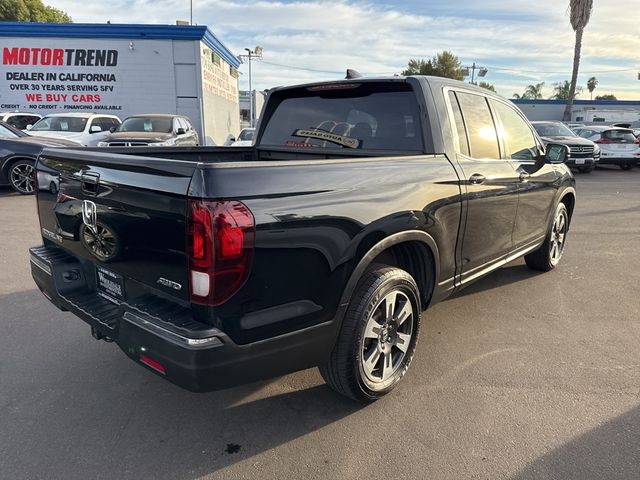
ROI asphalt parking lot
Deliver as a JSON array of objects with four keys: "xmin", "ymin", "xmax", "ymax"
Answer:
[{"xmin": 1, "ymin": 167, "xmax": 639, "ymax": 480}]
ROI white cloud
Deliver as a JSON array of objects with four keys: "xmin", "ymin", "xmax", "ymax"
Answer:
[{"xmin": 48, "ymin": 0, "xmax": 640, "ymax": 99}]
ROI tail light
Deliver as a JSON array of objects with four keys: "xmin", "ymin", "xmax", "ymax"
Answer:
[
  {"xmin": 594, "ymin": 137, "xmax": 612, "ymax": 144},
  {"xmin": 187, "ymin": 199, "xmax": 254, "ymax": 306}
]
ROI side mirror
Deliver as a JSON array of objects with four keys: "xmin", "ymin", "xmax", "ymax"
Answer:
[
  {"xmin": 545, "ymin": 143, "xmax": 570, "ymax": 164},
  {"xmin": 26, "ymin": 124, "xmax": 32, "ymax": 130},
  {"xmin": 90, "ymin": 125, "xmax": 102, "ymax": 133},
  {"xmin": 109, "ymin": 126, "xmax": 117, "ymax": 133},
  {"xmin": 228, "ymin": 136, "xmax": 236, "ymax": 143},
  {"xmin": 176, "ymin": 127, "xmax": 186, "ymax": 135}
]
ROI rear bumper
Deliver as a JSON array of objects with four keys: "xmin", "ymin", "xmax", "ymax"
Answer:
[
  {"xmin": 598, "ymin": 154, "xmax": 640, "ymax": 165},
  {"xmin": 30, "ymin": 244, "xmax": 341, "ymax": 392}
]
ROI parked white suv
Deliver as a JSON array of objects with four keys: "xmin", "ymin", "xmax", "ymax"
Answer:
[
  {"xmin": 27, "ymin": 113, "xmax": 121, "ymax": 146},
  {"xmin": 574, "ymin": 126, "xmax": 640, "ymax": 170},
  {"xmin": 0, "ymin": 111, "xmax": 42, "ymax": 130}
]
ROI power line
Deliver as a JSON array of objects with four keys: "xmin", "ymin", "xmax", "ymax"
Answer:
[{"xmin": 253, "ymin": 59, "xmax": 638, "ymax": 77}]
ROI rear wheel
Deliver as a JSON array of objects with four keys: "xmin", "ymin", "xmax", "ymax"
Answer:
[
  {"xmin": 525, "ymin": 203, "xmax": 569, "ymax": 272},
  {"xmin": 8, "ymin": 159, "xmax": 36, "ymax": 194},
  {"xmin": 320, "ymin": 265, "xmax": 421, "ymax": 402}
]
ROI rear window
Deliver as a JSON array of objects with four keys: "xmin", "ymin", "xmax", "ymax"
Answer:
[
  {"xmin": 603, "ymin": 129, "xmax": 637, "ymax": 143},
  {"xmin": 260, "ymin": 82, "xmax": 423, "ymax": 152}
]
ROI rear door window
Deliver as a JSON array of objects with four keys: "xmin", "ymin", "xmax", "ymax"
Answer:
[
  {"xmin": 260, "ymin": 82, "xmax": 423, "ymax": 152},
  {"xmin": 447, "ymin": 91, "xmax": 470, "ymax": 156},
  {"xmin": 455, "ymin": 92, "xmax": 500, "ymax": 159}
]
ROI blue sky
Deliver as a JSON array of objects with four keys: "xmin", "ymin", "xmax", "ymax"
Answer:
[{"xmin": 50, "ymin": 0, "xmax": 640, "ymax": 99}]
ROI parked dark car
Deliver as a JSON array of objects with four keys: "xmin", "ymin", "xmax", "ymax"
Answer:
[
  {"xmin": 531, "ymin": 121, "xmax": 600, "ymax": 173},
  {"xmin": 0, "ymin": 120, "xmax": 80, "ymax": 194},
  {"xmin": 30, "ymin": 76, "xmax": 575, "ymax": 402},
  {"xmin": 97, "ymin": 114, "xmax": 199, "ymax": 147}
]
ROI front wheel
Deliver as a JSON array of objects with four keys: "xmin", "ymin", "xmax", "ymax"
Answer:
[
  {"xmin": 8, "ymin": 159, "xmax": 36, "ymax": 194},
  {"xmin": 620, "ymin": 163, "xmax": 634, "ymax": 170},
  {"xmin": 525, "ymin": 203, "xmax": 569, "ymax": 272},
  {"xmin": 320, "ymin": 265, "xmax": 421, "ymax": 402}
]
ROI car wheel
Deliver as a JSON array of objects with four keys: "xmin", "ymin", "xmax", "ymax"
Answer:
[
  {"xmin": 578, "ymin": 166, "xmax": 593, "ymax": 173},
  {"xmin": 8, "ymin": 159, "xmax": 36, "ymax": 194},
  {"xmin": 620, "ymin": 163, "xmax": 633, "ymax": 170},
  {"xmin": 319, "ymin": 265, "xmax": 421, "ymax": 402},
  {"xmin": 525, "ymin": 203, "xmax": 569, "ymax": 272}
]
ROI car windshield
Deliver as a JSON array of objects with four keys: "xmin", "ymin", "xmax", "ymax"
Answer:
[
  {"xmin": 118, "ymin": 117, "xmax": 173, "ymax": 133},
  {"xmin": 238, "ymin": 129, "xmax": 255, "ymax": 141},
  {"xmin": 532, "ymin": 123, "xmax": 576, "ymax": 137},
  {"xmin": 260, "ymin": 82, "xmax": 423, "ymax": 152},
  {"xmin": 0, "ymin": 123, "xmax": 22, "ymax": 138},
  {"xmin": 31, "ymin": 116, "xmax": 88, "ymax": 132}
]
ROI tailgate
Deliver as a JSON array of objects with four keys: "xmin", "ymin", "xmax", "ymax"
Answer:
[{"xmin": 36, "ymin": 148, "xmax": 198, "ymax": 303}]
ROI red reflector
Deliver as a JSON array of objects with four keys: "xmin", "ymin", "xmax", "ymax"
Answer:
[{"xmin": 139, "ymin": 354, "xmax": 166, "ymax": 374}]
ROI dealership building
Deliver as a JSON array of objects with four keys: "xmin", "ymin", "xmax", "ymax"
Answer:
[
  {"xmin": 513, "ymin": 99, "xmax": 640, "ymax": 124},
  {"xmin": 0, "ymin": 22, "xmax": 241, "ymax": 145}
]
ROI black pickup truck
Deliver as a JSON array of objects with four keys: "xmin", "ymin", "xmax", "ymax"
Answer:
[{"xmin": 30, "ymin": 76, "xmax": 575, "ymax": 402}]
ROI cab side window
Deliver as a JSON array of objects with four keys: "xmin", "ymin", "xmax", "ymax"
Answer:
[
  {"xmin": 455, "ymin": 92, "xmax": 500, "ymax": 159},
  {"xmin": 491, "ymin": 100, "xmax": 538, "ymax": 161}
]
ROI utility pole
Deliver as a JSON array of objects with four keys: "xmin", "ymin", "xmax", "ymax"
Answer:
[{"xmin": 190, "ymin": 0, "xmax": 192, "ymax": 25}]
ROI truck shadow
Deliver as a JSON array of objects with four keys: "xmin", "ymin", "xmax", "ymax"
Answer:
[
  {"xmin": 0, "ymin": 289, "xmax": 361, "ymax": 480},
  {"xmin": 511, "ymin": 404, "xmax": 640, "ymax": 480},
  {"xmin": 0, "ymin": 186, "xmax": 18, "ymax": 197}
]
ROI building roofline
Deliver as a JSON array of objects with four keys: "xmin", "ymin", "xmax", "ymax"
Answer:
[
  {"xmin": 0, "ymin": 22, "xmax": 240, "ymax": 68},
  {"xmin": 512, "ymin": 98, "xmax": 640, "ymax": 106}
]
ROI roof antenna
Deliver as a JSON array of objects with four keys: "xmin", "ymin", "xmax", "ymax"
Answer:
[{"xmin": 345, "ymin": 69, "xmax": 362, "ymax": 79}]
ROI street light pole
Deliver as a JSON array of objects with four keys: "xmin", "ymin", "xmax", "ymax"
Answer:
[
  {"xmin": 245, "ymin": 48, "xmax": 253, "ymax": 128},
  {"xmin": 190, "ymin": 0, "xmax": 193, "ymax": 25},
  {"xmin": 462, "ymin": 62, "xmax": 488, "ymax": 85},
  {"xmin": 238, "ymin": 46, "xmax": 263, "ymax": 128}
]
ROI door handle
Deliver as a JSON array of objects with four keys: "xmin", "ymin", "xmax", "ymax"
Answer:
[
  {"xmin": 469, "ymin": 173, "xmax": 486, "ymax": 185},
  {"xmin": 519, "ymin": 172, "xmax": 530, "ymax": 182}
]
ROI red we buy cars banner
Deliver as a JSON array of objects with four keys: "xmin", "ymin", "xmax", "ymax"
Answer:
[{"xmin": 1, "ymin": 46, "xmax": 122, "ymax": 112}]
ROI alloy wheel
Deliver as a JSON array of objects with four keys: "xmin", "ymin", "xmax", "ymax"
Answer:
[
  {"xmin": 549, "ymin": 210, "xmax": 567, "ymax": 265},
  {"xmin": 360, "ymin": 289, "xmax": 414, "ymax": 386},
  {"xmin": 9, "ymin": 163, "xmax": 35, "ymax": 194}
]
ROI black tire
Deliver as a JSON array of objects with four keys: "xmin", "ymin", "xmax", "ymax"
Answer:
[
  {"xmin": 578, "ymin": 166, "xmax": 593, "ymax": 173},
  {"xmin": 8, "ymin": 159, "xmax": 36, "ymax": 195},
  {"xmin": 320, "ymin": 265, "xmax": 421, "ymax": 402},
  {"xmin": 620, "ymin": 163, "xmax": 633, "ymax": 170},
  {"xmin": 525, "ymin": 203, "xmax": 569, "ymax": 272}
]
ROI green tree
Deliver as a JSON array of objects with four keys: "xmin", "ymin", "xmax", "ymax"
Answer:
[
  {"xmin": 0, "ymin": 0, "xmax": 72, "ymax": 22},
  {"xmin": 595, "ymin": 94, "xmax": 617, "ymax": 100},
  {"xmin": 552, "ymin": 80, "xmax": 583, "ymax": 100},
  {"xmin": 563, "ymin": 0, "xmax": 594, "ymax": 120},
  {"xmin": 477, "ymin": 81, "xmax": 496, "ymax": 92},
  {"xmin": 402, "ymin": 51, "xmax": 464, "ymax": 80},
  {"xmin": 587, "ymin": 76, "xmax": 598, "ymax": 100}
]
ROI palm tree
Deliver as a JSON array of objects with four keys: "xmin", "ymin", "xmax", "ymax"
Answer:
[
  {"xmin": 524, "ymin": 82, "xmax": 545, "ymax": 99},
  {"xmin": 587, "ymin": 76, "xmax": 598, "ymax": 100},
  {"xmin": 552, "ymin": 80, "xmax": 583, "ymax": 100},
  {"xmin": 563, "ymin": 0, "xmax": 594, "ymax": 120}
]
